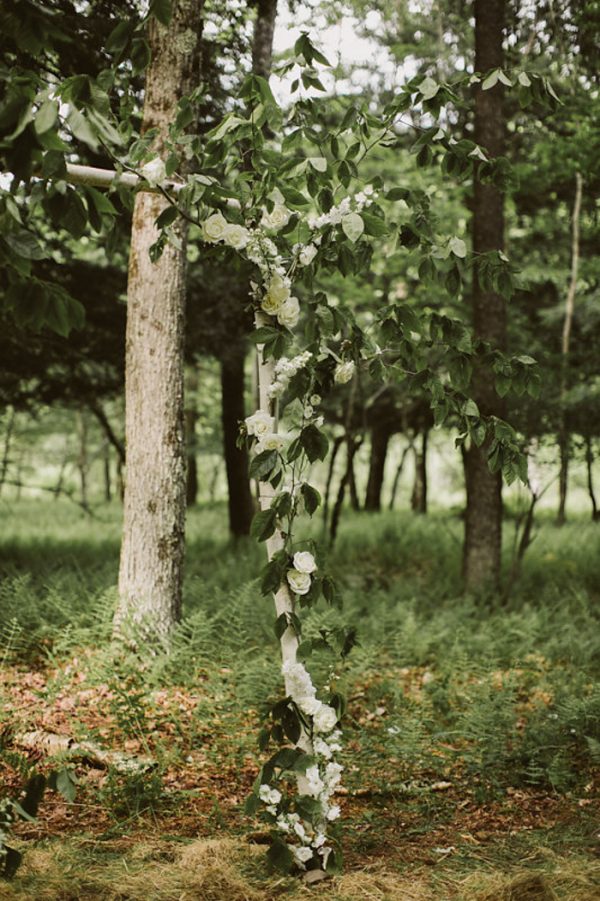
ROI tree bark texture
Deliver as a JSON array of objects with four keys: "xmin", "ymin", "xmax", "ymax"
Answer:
[
  {"xmin": 364, "ymin": 422, "xmax": 390, "ymax": 511},
  {"xmin": 252, "ymin": 0, "xmax": 278, "ymax": 77},
  {"xmin": 557, "ymin": 172, "xmax": 583, "ymax": 525},
  {"xmin": 462, "ymin": 0, "xmax": 506, "ymax": 592},
  {"xmin": 411, "ymin": 429, "xmax": 428, "ymax": 514},
  {"xmin": 221, "ymin": 345, "xmax": 254, "ymax": 537},
  {"xmin": 585, "ymin": 435, "xmax": 598, "ymax": 522},
  {"xmin": 115, "ymin": 1, "xmax": 203, "ymax": 643}
]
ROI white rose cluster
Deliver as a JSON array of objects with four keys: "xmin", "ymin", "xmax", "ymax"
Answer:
[
  {"xmin": 268, "ymin": 351, "xmax": 313, "ymax": 400},
  {"xmin": 201, "ymin": 211, "xmax": 251, "ymax": 250},
  {"xmin": 244, "ymin": 410, "xmax": 286, "ymax": 455},
  {"xmin": 307, "ymin": 185, "xmax": 376, "ymax": 231},
  {"xmin": 286, "ymin": 549, "xmax": 317, "ymax": 597}
]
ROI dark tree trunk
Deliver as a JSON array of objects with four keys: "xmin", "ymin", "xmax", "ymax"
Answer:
[
  {"xmin": 76, "ymin": 409, "xmax": 89, "ymax": 510},
  {"xmin": 323, "ymin": 434, "xmax": 344, "ymax": 528},
  {"xmin": 348, "ymin": 456, "xmax": 361, "ymax": 511},
  {"xmin": 365, "ymin": 423, "xmax": 390, "ymax": 511},
  {"xmin": 103, "ymin": 439, "xmax": 112, "ymax": 502},
  {"xmin": 557, "ymin": 438, "xmax": 569, "ymax": 525},
  {"xmin": 389, "ymin": 441, "xmax": 412, "ymax": 511},
  {"xmin": 252, "ymin": 0, "xmax": 277, "ymax": 77},
  {"xmin": 586, "ymin": 435, "xmax": 599, "ymax": 522},
  {"xmin": 411, "ymin": 429, "xmax": 428, "ymax": 514},
  {"xmin": 462, "ymin": 0, "xmax": 506, "ymax": 592},
  {"xmin": 221, "ymin": 345, "xmax": 254, "ymax": 537},
  {"xmin": 0, "ymin": 406, "xmax": 15, "ymax": 496},
  {"xmin": 330, "ymin": 437, "xmax": 360, "ymax": 547}
]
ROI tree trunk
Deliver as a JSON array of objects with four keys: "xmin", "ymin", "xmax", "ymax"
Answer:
[
  {"xmin": 252, "ymin": 0, "xmax": 278, "ymax": 77},
  {"xmin": 103, "ymin": 439, "xmax": 112, "ymax": 503},
  {"xmin": 388, "ymin": 441, "xmax": 412, "ymax": 511},
  {"xmin": 411, "ymin": 429, "xmax": 428, "ymax": 514},
  {"xmin": 185, "ymin": 367, "xmax": 199, "ymax": 507},
  {"xmin": 221, "ymin": 345, "xmax": 254, "ymax": 537},
  {"xmin": 557, "ymin": 172, "xmax": 583, "ymax": 525},
  {"xmin": 0, "ymin": 406, "xmax": 15, "ymax": 496},
  {"xmin": 76, "ymin": 409, "xmax": 89, "ymax": 510},
  {"xmin": 323, "ymin": 434, "xmax": 344, "ymax": 528},
  {"xmin": 364, "ymin": 423, "xmax": 390, "ymax": 511},
  {"xmin": 115, "ymin": 1, "xmax": 203, "ymax": 645},
  {"xmin": 462, "ymin": 0, "xmax": 506, "ymax": 592},
  {"xmin": 586, "ymin": 435, "xmax": 599, "ymax": 522},
  {"xmin": 330, "ymin": 437, "xmax": 361, "ymax": 547}
]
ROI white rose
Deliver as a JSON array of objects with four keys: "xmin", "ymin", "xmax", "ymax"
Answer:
[
  {"xmin": 261, "ymin": 203, "xmax": 291, "ymax": 230},
  {"xmin": 313, "ymin": 737, "xmax": 333, "ymax": 760},
  {"xmin": 293, "ymin": 846, "xmax": 313, "ymax": 865},
  {"xmin": 299, "ymin": 243, "xmax": 318, "ymax": 266},
  {"xmin": 140, "ymin": 157, "xmax": 166, "ymax": 187},
  {"xmin": 256, "ymin": 433, "xmax": 286, "ymax": 453},
  {"xmin": 293, "ymin": 551, "xmax": 317, "ymax": 574},
  {"xmin": 334, "ymin": 360, "xmax": 355, "ymax": 384},
  {"xmin": 266, "ymin": 273, "xmax": 291, "ymax": 304},
  {"xmin": 298, "ymin": 696, "xmax": 322, "ymax": 716},
  {"xmin": 222, "ymin": 223, "xmax": 250, "ymax": 249},
  {"xmin": 277, "ymin": 296, "xmax": 300, "ymax": 329},
  {"xmin": 202, "ymin": 212, "xmax": 228, "ymax": 243},
  {"xmin": 286, "ymin": 569, "xmax": 311, "ymax": 596},
  {"xmin": 245, "ymin": 410, "xmax": 273, "ymax": 439},
  {"xmin": 313, "ymin": 704, "xmax": 338, "ymax": 734},
  {"xmin": 326, "ymin": 804, "xmax": 341, "ymax": 821}
]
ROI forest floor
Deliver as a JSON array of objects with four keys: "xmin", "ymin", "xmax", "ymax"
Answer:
[{"xmin": 0, "ymin": 502, "xmax": 599, "ymax": 900}]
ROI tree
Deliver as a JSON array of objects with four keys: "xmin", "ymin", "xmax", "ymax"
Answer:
[
  {"xmin": 462, "ymin": 0, "xmax": 507, "ymax": 591},
  {"xmin": 114, "ymin": 1, "xmax": 203, "ymax": 643}
]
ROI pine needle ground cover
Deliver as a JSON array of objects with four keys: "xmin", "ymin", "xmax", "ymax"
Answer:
[{"xmin": 1, "ymin": 502, "xmax": 599, "ymax": 899}]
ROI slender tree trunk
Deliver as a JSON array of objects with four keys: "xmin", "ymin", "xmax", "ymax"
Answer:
[
  {"xmin": 252, "ymin": 0, "xmax": 278, "ymax": 77},
  {"xmin": 462, "ymin": 0, "xmax": 506, "ymax": 592},
  {"xmin": 348, "ymin": 453, "xmax": 360, "ymax": 511},
  {"xmin": 411, "ymin": 429, "xmax": 428, "ymax": 514},
  {"xmin": 364, "ymin": 423, "xmax": 390, "ymax": 511},
  {"xmin": 585, "ymin": 435, "xmax": 599, "ymax": 521},
  {"xmin": 54, "ymin": 452, "xmax": 68, "ymax": 501},
  {"xmin": 103, "ymin": 439, "xmax": 112, "ymax": 502},
  {"xmin": 185, "ymin": 367, "xmax": 199, "ymax": 507},
  {"xmin": 388, "ymin": 441, "xmax": 412, "ymax": 511},
  {"xmin": 76, "ymin": 409, "xmax": 89, "ymax": 510},
  {"xmin": 323, "ymin": 434, "xmax": 344, "ymax": 528},
  {"xmin": 89, "ymin": 401, "xmax": 125, "ymax": 466},
  {"xmin": 330, "ymin": 437, "xmax": 361, "ymax": 547},
  {"xmin": 0, "ymin": 407, "xmax": 15, "ymax": 496},
  {"xmin": 557, "ymin": 172, "xmax": 583, "ymax": 525},
  {"xmin": 221, "ymin": 345, "xmax": 254, "ymax": 536},
  {"xmin": 115, "ymin": 1, "xmax": 203, "ymax": 644}
]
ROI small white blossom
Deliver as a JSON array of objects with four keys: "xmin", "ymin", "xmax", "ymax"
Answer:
[
  {"xmin": 293, "ymin": 845, "xmax": 313, "ymax": 865},
  {"xmin": 293, "ymin": 551, "xmax": 317, "ymax": 574},
  {"xmin": 310, "ymin": 394, "xmax": 321, "ymax": 406},
  {"xmin": 293, "ymin": 821, "xmax": 308, "ymax": 841},
  {"xmin": 140, "ymin": 157, "xmax": 166, "ymax": 187},
  {"xmin": 326, "ymin": 805, "xmax": 341, "ymax": 821},
  {"xmin": 305, "ymin": 764, "xmax": 325, "ymax": 798},
  {"xmin": 287, "ymin": 568, "xmax": 311, "ymax": 596},
  {"xmin": 313, "ymin": 736, "xmax": 333, "ymax": 759},
  {"xmin": 299, "ymin": 243, "xmax": 318, "ymax": 266},
  {"xmin": 258, "ymin": 784, "xmax": 282, "ymax": 806},
  {"xmin": 334, "ymin": 361, "xmax": 355, "ymax": 384}
]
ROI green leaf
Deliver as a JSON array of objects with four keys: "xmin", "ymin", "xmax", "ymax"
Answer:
[
  {"xmin": 300, "ymin": 425, "xmax": 329, "ymax": 463},
  {"xmin": 66, "ymin": 107, "xmax": 99, "ymax": 151},
  {"xmin": 54, "ymin": 768, "xmax": 77, "ymax": 803},
  {"xmin": 266, "ymin": 837, "xmax": 294, "ymax": 874},
  {"xmin": 106, "ymin": 20, "xmax": 134, "ymax": 53},
  {"xmin": 361, "ymin": 211, "xmax": 389, "ymax": 237},
  {"xmin": 463, "ymin": 399, "xmax": 479, "ymax": 418},
  {"xmin": 250, "ymin": 508, "xmax": 277, "ymax": 542},
  {"xmin": 300, "ymin": 483, "xmax": 321, "ymax": 516},
  {"xmin": 3, "ymin": 229, "xmax": 46, "ymax": 260},
  {"xmin": 418, "ymin": 76, "xmax": 439, "ymax": 100},
  {"xmin": 250, "ymin": 450, "xmax": 279, "ymax": 481},
  {"xmin": 449, "ymin": 236, "xmax": 467, "ymax": 258},
  {"xmin": 308, "ymin": 156, "xmax": 327, "ymax": 172},
  {"xmin": 150, "ymin": 0, "xmax": 172, "ymax": 25},
  {"xmin": 341, "ymin": 212, "xmax": 364, "ymax": 243},
  {"xmin": 482, "ymin": 69, "xmax": 500, "ymax": 90},
  {"xmin": 34, "ymin": 100, "xmax": 58, "ymax": 135}
]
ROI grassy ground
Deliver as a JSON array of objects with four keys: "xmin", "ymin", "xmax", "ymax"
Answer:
[{"xmin": 0, "ymin": 500, "xmax": 599, "ymax": 899}]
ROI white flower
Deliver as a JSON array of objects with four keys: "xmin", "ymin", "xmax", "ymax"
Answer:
[
  {"xmin": 258, "ymin": 784, "xmax": 282, "ymax": 806},
  {"xmin": 261, "ymin": 203, "xmax": 291, "ymax": 230},
  {"xmin": 277, "ymin": 296, "xmax": 300, "ymax": 329},
  {"xmin": 256, "ymin": 432, "xmax": 285, "ymax": 453},
  {"xmin": 314, "ymin": 704, "xmax": 338, "ymax": 734},
  {"xmin": 293, "ymin": 821, "xmax": 307, "ymax": 841},
  {"xmin": 303, "ymin": 404, "xmax": 314, "ymax": 418},
  {"xmin": 261, "ymin": 273, "xmax": 291, "ymax": 315},
  {"xmin": 286, "ymin": 569, "xmax": 311, "ymax": 596},
  {"xmin": 298, "ymin": 696, "xmax": 322, "ymax": 716},
  {"xmin": 326, "ymin": 804, "xmax": 341, "ymax": 821},
  {"xmin": 140, "ymin": 157, "xmax": 166, "ymax": 187},
  {"xmin": 293, "ymin": 551, "xmax": 317, "ymax": 574},
  {"xmin": 282, "ymin": 661, "xmax": 315, "ymax": 699},
  {"xmin": 245, "ymin": 410, "xmax": 273, "ymax": 439},
  {"xmin": 261, "ymin": 292, "xmax": 283, "ymax": 316},
  {"xmin": 324, "ymin": 762, "xmax": 344, "ymax": 789},
  {"xmin": 276, "ymin": 815, "xmax": 290, "ymax": 833},
  {"xmin": 313, "ymin": 737, "xmax": 333, "ymax": 759},
  {"xmin": 299, "ymin": 243, "xmax": 318, "ymax": 266},
  {"xmin": 314, "ymin": 415, "xmax": 324, "ymax": 428},
  {"xmin": 310, "ymin": 394, "xmax": 321, "ymax": 406},
  {"xmin": 313, "ymin": 832, "xmax": 327, "ymax": 848},
  {"xmin": 305, "ymin": 764, "xmax": 325, "ymax": 798},
  {"xmin": 202, "ymin": 211, "xmax": 229, "ymax": 243},
  {"xmin": 334, "ymin": 361, "xmax": 355, "ymax": 384},
  {"xmin": 223, "ymin": 223, "xmax": 250, "ymax": 249},
  {"xmin": 293, "ymin": 845, "xmax": 313, "ymax": 865}
]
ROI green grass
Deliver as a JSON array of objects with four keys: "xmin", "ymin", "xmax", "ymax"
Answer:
[{"xmin": 1, "ymin": 500, "xmax": 599, "ymax": 897}]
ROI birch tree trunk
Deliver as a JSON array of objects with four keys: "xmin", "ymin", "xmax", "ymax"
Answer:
[
  {"xmin": 115, "ymin": 1, "xmax": 203, "ymax": 644},
  {"xmin": 557, "ymin": 172, "xmax": 583, "ymax": 525},
  {"xmin": 462, "ymin": 0, "xmax": 506, "ymax": 592}
]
